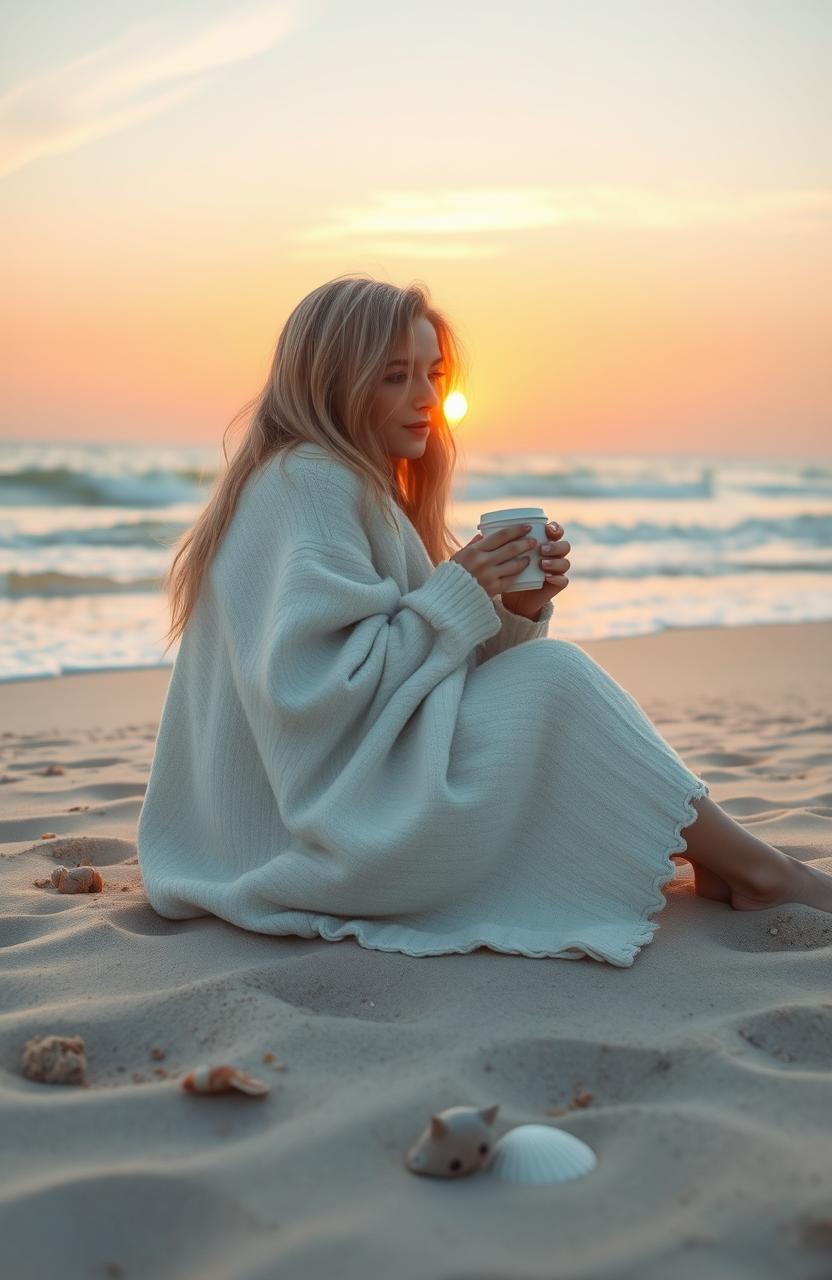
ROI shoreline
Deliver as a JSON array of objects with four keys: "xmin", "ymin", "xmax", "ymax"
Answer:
[
  {"xmin": 1, "ymin": 617, "xmax": 829, "ymax": 734},
  {"xmin": 1, "ymin": 612, "xmax": 831, "ymax": 692}
]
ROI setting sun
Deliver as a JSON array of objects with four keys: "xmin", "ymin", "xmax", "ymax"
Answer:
[{"xmin": 443, "ymin": 391, "xmax": 468, "ymax": 426}]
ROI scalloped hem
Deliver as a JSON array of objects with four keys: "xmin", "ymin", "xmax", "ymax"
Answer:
[
  {"xmin": 147, "ymin": 779, "xmax": 713, "ymax": 969},
  {"xmin": 616, "ymin": 775, "xmax": 711, "ymax": 965},
  {"xmin": 302, "ymin": 777, "xmax": 713, "ymax": 969}
]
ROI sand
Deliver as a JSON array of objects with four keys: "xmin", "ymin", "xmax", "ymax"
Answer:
[{"xmin": 1, "ymin": 620, "xmax": 831, "ymax": 1279}]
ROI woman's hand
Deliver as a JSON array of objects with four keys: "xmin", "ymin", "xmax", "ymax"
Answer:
[
  {"xmin": 501, "ymin": 521, "xmax": 571, "ymax": 621},
  {"xmin": 450, "ymin": 522, "xmax": 542, "ymax": 599}
]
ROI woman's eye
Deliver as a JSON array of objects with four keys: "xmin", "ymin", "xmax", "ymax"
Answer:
[{"xmin": 385, "ymin": 371, "xmax": 445, "ymax": 384}]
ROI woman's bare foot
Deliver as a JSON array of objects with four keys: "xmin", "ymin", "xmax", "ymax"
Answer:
[
  {"xmin": 730, "ymin": 855, "xmax": 832, "ymax": 914},
  {"xmin": 681, "ymin": 846, "xmax": 832, "ymax": 913},
  {"xmin": 677, "ymin": 795, "xmax": 832, "ymax": 915}
]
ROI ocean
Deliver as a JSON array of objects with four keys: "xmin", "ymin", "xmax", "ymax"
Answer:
[{"xmin": 1, "ymin": 439, "xmax": 830, "ymax": 684}]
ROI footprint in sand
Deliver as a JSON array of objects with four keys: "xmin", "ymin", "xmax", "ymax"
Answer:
[
  {"xmin": 3, "ymin": 756, "xmax": 131, "ymax": 774},
  {"xmin": 696, "ymin": 751, "xmax": 770, "ymax": 768},
  {"xmin": 462, "ymin": 1037, "xmax": 680, "ymax": 1110},
  {"xmin": 734, "ymin": 1003, "xmax": 832, "ymax": 1068},
  {"xmin": 722, "ymin": 903, "xmax": 832, "ymax": 954},
  {"xmin": 787, "ymin": 720, "xmax": 832, "ymax": 737},
  {"xmin": 720, "ymin": 796, "xmax": 792, "ymax": 818},
  {"xmin": 22, "ymin": 834, "xmax": 137, "ymax": 867}
]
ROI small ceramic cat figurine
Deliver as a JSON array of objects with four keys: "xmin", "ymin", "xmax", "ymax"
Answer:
[{"xmin": 405, "ymin": 1103, "xmax": 500, "ymax": 1177}]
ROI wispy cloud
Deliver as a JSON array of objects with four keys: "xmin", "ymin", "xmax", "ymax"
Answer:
[
  {"xmin": 290, "ymin": 186, "xmax": 832, "ymax": 259},
  {"xmin": 0, "ymin": 1, "xmax": 308, "ymax": 180}
]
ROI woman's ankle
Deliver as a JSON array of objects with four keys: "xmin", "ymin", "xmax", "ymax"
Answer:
[
  {"xmin": 735, "ymin": 844, "xmax": 793, "ymax": 899},
  {"xmin": 682, "ymin": 797, "xmax": 792, "ymax": 899}
]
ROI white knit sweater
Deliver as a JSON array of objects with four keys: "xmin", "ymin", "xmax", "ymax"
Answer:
[{"xmin": 137, "ymin": 443, "xmax": 709, "ymax": 966}]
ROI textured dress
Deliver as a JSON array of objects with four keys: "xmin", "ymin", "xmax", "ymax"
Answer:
[{"xmin": 137, "ymin": 443, "xmax": 710, "ymax": 967}]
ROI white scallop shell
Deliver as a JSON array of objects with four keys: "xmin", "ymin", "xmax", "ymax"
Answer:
[{"xmin": 484, "ymin": 1124, "xmax": 597, "ymax": 1185}]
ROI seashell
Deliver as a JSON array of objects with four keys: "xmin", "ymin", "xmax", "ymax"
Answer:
[
  {"xmin": 21, "ymin": 1033, "xmax": 87, "ymax": 1085},
  {"xmin": 180, "ymin": 1064, "xmax": 269, "ymax": 1097},
  {"xmin": 405, "ymin": 1104, "xmax": 500, "ymax": 1177},
  {"xmin": 484, "ymin": 1124, "xmax": 597, "ymax": 1185},
  {"xmin": 50, "ymin": 865, "xmax": 103, "ymax": 893}
]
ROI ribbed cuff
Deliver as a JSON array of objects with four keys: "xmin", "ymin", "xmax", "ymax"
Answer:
[
  {"xmin": 403, "ymin": 559, "xmax": 502, "ymax": 660},
  {"xmin": 494, "ymin": 594, "xmax": 554, "ymax": 640}
]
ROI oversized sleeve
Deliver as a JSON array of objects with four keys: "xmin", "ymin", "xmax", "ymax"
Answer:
[
  {"xmin": 261, "ymin": 546, "xmax": 503, "ymax": 746},
  {"xmin": 474, "ymin": 594, "xmax": 554, "ymax": 667},
  {"xmin": 223, "ymin": 467, "xmax": 506, "ymax": 840}
]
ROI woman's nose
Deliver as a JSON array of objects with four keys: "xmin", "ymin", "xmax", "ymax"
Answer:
[{"xmin": 418, "ymin": 379, "xmax": 441, "ymax": 408}]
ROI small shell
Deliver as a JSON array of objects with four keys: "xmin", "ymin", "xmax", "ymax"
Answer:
[
  {"xmin": 181, "ymin": 1064, "xmax": 269, "ymax": 1096},
  {"xmin": 21, "ymin": 1034, "xmax": 87, "ymax": 1085},
  {"xmin": 50, "ymin": 865, "xmax": 103, "ymax": 893},
  {"xmin": 485, "ymin": 1124, "xmax": 597, "ymax": 1185}
]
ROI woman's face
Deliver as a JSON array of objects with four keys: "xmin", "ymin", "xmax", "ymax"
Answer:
[{"xmin": 370, "ymin": 315, "xmax": 444, "ymax": 458}]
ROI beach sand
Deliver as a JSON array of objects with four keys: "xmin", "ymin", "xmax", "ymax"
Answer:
[{"xmin": 1, "ymin": 620, "xmax": 831, "ymax": 1279}]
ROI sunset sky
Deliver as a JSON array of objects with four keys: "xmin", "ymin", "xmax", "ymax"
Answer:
[{"xmin": 2, "ymin": 0, "xmax": 830, "ymax": 456}]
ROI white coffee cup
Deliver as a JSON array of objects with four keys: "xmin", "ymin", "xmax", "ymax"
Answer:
[{"xmin": 478, "ymin": 506, "xmax": 549, "ymax": 592}]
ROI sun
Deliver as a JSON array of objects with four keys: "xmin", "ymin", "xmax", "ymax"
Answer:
[{"xmin": 443, "ymin": 391, "xmax": 468, "ymax": 426}]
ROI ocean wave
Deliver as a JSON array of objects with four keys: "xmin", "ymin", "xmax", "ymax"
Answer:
[
  {"xmin": 4, "ymin": 510, "xmax": 831, "ymax": 553},
  {"xmin": 742, "ymin": 482, "xmax": 832, "ymax": 498},
  {"xmin": 0, "ymin": 460, "xmax": 721, "ymax": 507},
  {"xmin": 3, "ymin": 570, "xmax": 163, "ymax": 597},
  {"xmin": 4, "ymin": 455, "xmax": 832, "ymax": 510},
  {"xmin": 3, "ymin": 559, "xmax": 831, "ymax": 599},
  {"xmin": 462, "ymin": 468, "xmax": 716, "ymax": 501},
  {"xmin": 561, "ymin": 513, "xmax": 832, "ymax": 547},
  {"xmin": 0, "ymin": 518, "xmax": 186, "ymax": 549},
  {"xmin": 0, "ymin": 465, "xmax": 212, "ymax": 508}
]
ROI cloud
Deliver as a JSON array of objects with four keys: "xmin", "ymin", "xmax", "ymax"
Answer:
[
  {"xmin": 289, "ymin": 185, "xmax": 832, "ymax": 259},
  {"xmin": 0, "ymin": 1, "xmax": 308, "ymax": 180}
]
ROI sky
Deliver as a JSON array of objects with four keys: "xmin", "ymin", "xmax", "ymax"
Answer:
[{"xmin": 1, "ymin": 0, "xmax": 830, "ymax": 456}]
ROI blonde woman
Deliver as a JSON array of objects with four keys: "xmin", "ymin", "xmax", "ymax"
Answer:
[{"xmin": 136, "ymin": 274, "xmax": 831, "ymax": 967}]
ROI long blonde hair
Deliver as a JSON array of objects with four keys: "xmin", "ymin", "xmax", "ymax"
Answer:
[{"xmin": 162, "ymin": 273, "xmax": 469, "ymax": 653}]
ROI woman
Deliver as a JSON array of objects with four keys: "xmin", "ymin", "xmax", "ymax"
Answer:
[{"xmin": 136, "ymin": 274, "xmax": 832, "ymax": 967}]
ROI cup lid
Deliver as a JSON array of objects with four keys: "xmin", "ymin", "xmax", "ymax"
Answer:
[{"xmin": 479, "ymin": 506, "xmax": 546, "ymax": 524}]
